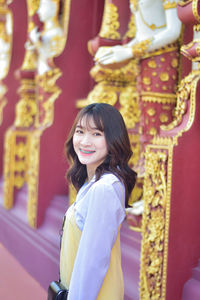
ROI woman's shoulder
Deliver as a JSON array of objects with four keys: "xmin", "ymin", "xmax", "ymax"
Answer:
[
  {"xmin": 89, "ymin": 173, "xmax": 124, "ymax": 196},
  {"xmin": 96, "ymin": 172, "xmax": 122, "ymax": 187}
]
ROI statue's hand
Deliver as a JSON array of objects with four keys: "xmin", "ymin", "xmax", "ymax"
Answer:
[
  {"xmin": 126, "ymin": 200, "xmax": 144, "ymax": 216},
  {"xmin": 95, "ymin": 45, "xmax": 133, "ymax": 65}
]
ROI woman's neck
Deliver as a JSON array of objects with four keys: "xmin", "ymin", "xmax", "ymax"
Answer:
[{"xmin": 87, "ymin": 168, "xmax": 95, "ymax": 183}]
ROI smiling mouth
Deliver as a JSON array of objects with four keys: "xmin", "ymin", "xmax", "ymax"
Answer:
[{"xmin": 80, "ymin": 149, "xmax": 95, "ymax": 154}]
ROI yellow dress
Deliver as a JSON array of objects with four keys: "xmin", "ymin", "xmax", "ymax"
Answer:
[{"xmin": 60, "ymin": 205, "xmax": 124, "ymax": 300}]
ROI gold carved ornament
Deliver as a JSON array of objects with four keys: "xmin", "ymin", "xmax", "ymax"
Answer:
[
  {"xmin": 35, "ymin": 68, "xmax": 62, "ymax": 128},
  {"xmin": 161, "ymin": 70, "xmax": 200, "ymax": 132},
  {"xmin": 3, "ymin": 131, "xmax": 29, "ymax": 209},
  {"xmin": 141, "ymin": 92, "xmax": 177, "ymax": 104},
  {"xmin": 99, "ymin": 1, "xmax": 121, "ymax": 40},
  {"xmin": 129, "ymin": 0, "xmax": 138, "ymax": 11},
  {"xmin": 77, "ymin": 59, "xmax": 139, "ymax": 108},
  {"xmin": 119, "ymin": 87, "xmax": 140, "ymax": 129},
  {"xmin": 163, "ymin": 0, "xmax": 177, "ymax": 9},
  {"xmin": 131, "ymin": 39, "xmax": 152, "ymax": 58},
  {"xmin": 140, "ymin": 146, "xmax": 173, "ymax": 300},
  {"xmin": 139, "ymin": 52, "xmax": 200, "ymax": 300},
  {"xmin": 27, "ymin": 130, "xmax": 41, "ymax": 227},
  {"xmin": 124, "ymin": 13, "xmax": 136, "ymax": 39}
]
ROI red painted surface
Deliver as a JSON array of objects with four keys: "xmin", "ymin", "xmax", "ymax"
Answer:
[{"xmin": 166, "ymin": 82, "xmax": 200, "ymax": 300}]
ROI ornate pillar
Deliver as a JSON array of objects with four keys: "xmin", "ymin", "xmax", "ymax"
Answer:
[
  {"xmin": 3, "ymin": 0, "xmax": 71, "ymax": 227},
  {"xmin": 140, "ymin": 56, "xmax": 200, "ymax": 300}
]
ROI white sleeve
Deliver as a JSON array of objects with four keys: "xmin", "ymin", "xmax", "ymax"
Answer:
[{"xmin": 68, "ymin": 181, "xmax": 125, "ymax": 300}]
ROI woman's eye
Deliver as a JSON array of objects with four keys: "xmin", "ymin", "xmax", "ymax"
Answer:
[
  {"xmin": 75, "ymin": 129, "xmax": 83, "ymax": 134},
  {"xmin": 93, "ymin": 132, "xmax": 102, "ymax": 136}
]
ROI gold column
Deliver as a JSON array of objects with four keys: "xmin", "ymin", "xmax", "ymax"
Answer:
[
  {"xmin": 139, "ymin": 70, "xmax": 200, "ymax": 299},
  {"xmin": 3, "ymin": 0, "xmax": 71, "ymax": 228}
]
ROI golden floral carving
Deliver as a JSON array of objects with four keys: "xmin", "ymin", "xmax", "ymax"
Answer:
[
  {"xmin": 27, "ymin": 0, "xmax": 40, "ymax": 16},
  {"xmin": 129, "ymin": 0, "xmax": 138, "ymax": 11},
  {"xmin": 77, "ymin": 59, "xmax": 139, "ymax": 109},
  {"xmin": 171, "ymin": 58, "xmax": 178, "ymax": 68},
  {"xmin": 159, "ymin": 113, "xmax": 169, "ymax": 123},
  {"xmin": 99, "ymin": 2, "xmax": 120, "ymax": 40},
  {"xmin": 141, "ymin": 91, "xmax": 177, "ymax": 104},
  {"xmin": 160, "ymin": 72, "xmax": 169, "ymax": 82},
  {"xmin": 91, "ymin": 58, "xmax": 139, "ymax": 84},
  {"xmin": 119, "ymin": 87, "xmax": 140, "ymax": 129},
  {"xmin": 132, "ymin": 39, "xmax": 152, "ymax": 58},
  {"xmin": 140, "ymin": 146, "xmax": 173, "ymax": 300},
  {"xmin": 27, "ymin": 130, "xmax": 41, "ymax": 227},
  {"xmin": 148, "ymin": 60, "xmax": 157, "ymax": 68},
  {"xmin": 124, "ymin": 14, "xmax": 136, "ymax": 39},
  {"xmin": 161, "ymin": 70, "xmax": 200, "ymax": 131},
  {"xmin": 77, "ymin": 82, "xmax": 118, "ymax": 109},
  {"xmin": 128, "ymin": 133, "xmax": 141, "ymax": 167},
  {"xmin": 143, "ymin": 43, "xmax": 178, "ymax": 59},
  {"xmin": 147, "ymin": 108, "xmax": 156, "ymax": 117},
  {"xmin": 143, "ymin": 77, "xmax": 151, "ymax": 85},
  {"xmin": 149, "ymin": 127, "xmax": 157, "ymax": 135}
]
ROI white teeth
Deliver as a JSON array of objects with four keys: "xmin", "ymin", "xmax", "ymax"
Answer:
[{"xmin": 80, "ymin": 149, "xmax": 95, "ymax": 154}]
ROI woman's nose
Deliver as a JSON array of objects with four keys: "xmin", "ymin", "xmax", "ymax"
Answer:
[{"xmin": 80, "ymin": 134, "xmax": 92, "ymax": 146}]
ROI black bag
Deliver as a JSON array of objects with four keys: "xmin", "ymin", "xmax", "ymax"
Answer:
[{"xmin": 48, "ymin": 281, "xmax": 68, "ymax": 300}]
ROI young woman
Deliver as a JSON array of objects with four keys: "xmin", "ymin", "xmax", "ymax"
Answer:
[{"xmin": 60, "ymin": 103, "xmax": 137, "ymax": 300}]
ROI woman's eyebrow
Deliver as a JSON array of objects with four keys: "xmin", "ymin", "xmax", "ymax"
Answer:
[{"xmin": 76, "ymin": 124, "xmax": 101, "ymax": 130}]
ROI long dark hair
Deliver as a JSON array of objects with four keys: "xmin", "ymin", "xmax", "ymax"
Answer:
[{"xmin": 65, "ymin": 103, "xmax": 137, "ymax": 207}]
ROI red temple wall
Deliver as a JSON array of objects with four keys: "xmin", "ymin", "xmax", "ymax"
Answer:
[{"xmin": 167, "ymin": 82, "xmax": 200, "ymax": 300}]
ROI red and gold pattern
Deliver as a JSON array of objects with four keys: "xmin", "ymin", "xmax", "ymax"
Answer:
[{"xmin": 139, "ymin": 47, "xmax": 179, "ymax": 142}]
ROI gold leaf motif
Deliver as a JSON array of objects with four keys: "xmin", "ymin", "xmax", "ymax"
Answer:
[
  {"xmin": 149, "ymin": 127, "xmax": 157, "ymax": 135},
  {"xmin": 161, "ymin": 71, "xmax": 200, "ymax": 131},
  {"xmin": 143, "ymin": 77, "xmax": 151, "ymax": 85},
  {"xmin": 160, "ymin": 72, "xmax": 169, "ymax": 82},
  {"xmin": 14, "ymin": 175, "xmax": 25, "ymax": 189},
  {"xmin": 15, "ymin": 142, "xmax": 27, "ymax": 158},
  {"xmin": 119, "ymin": 87, "xmax": 140, "ymax": 128},
  {"xmin": 141, "ymin": 92, "xmax": 176, "ymax": 105},
  {"xmin": 159, "ymin": 113, "xmax": 169, "ymax": 123},
  {"xmin": 129, "ymin": 0, "xmax": 138, "ymax": 11},
  {"xmin": 163, "ymin": 0, "xmax": 177, "ymax": 9},
  {"xmin": 140, "ymin": 147, "xmax": 171, "ymax": 300},
  {"xmin": 27, "ymin": 0, "xmax": 40, "ymax": 17},
  {"xmin": 124, "ymin": 14, "xmax": 136, "ymax": 39},
  {"xmin": 148, "ymin": 60, "xmax": 157, "ymax": 68},
  {"xmin": 171, "ymin": 58, "xmax": 178, "ymax": 68},
  {"xmin": 99, "ymin": 2, "xmax": 120, "ymax": 40},
  {"xmin": 147, "ymin": 108, "xmax": 156, "ymax": 117}
]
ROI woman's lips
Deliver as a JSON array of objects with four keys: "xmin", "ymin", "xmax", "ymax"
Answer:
[{"xmin": 80, "ymin": 149, "xmax": 95, "ymax": 154}]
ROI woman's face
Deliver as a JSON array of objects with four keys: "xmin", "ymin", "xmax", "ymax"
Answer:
[{"xmin": 73, "ymin": 115, "xmax": 108, "ymax": 177}]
